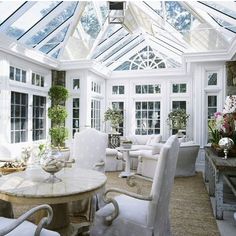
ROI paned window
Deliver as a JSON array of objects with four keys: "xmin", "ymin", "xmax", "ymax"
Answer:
[
  {"xmin": 135, "ymin": 101, "xmax": 161, "ymax": 135},
  {"xmin": 112, "ymin": 85, "xmax": 125, "ymax": 95},
  {"xmin": 207, "ymin": 72, "xmax": 217, "ymax": 86},
  {"xmin": 112, "ymin": 102, "xmax": 124, "ymax": 136},
  {"xmin": 9, "ymin": 66, "xmax": 26, "ymax": 83},
  {"xmin": 91, "ymin": 99, "xmax": 101, "ymax": 130},
  {"xmin": 207, "ymin": 95, "xmax": 218, "ymax": 141},
  {"xmin": 72, "ymin": 98, "xmax": 80, "ymax": 136},
  {"xmin": 73, "ymin": 79, "xmax": 80, "ymax": 90},
  {"xmin": 172, "ymin": 83, "xmax": 186, "ymax": 93},
  {"xmin": 91, "ymin": 81, "xmax": 101, "ymax": 93},
  {"xmin": 136, "ymin": 84, "xmax": 161, "ymax": 94},
  {"xmin": 32, "ymin": 73, "xmax": 44, "ymax": 87},
  {"xmin": 11, "ymin": 92, "xmax": 28, "ymax": 143},
  {"xmin": 33, "ymin": 95, "xmax": 46, "ymax": 141}
]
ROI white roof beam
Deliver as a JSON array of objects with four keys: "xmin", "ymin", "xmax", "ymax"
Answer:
[
  {"xmin": 76, "ymin": 23, "xmax": 90, "ymax": 49},
  {"xmin": 0, "ymin": 2, "xmax": 36, "ymax": 33},
  {"xmin": 107, "ymin": 41, "xmax": 147, "ymax": 70},
  {"xmin": 190, "ymin": 1, "xmax": 236, "ymax": 26},
  {"xmin": 58, "ymin": 2, "xmax": 87, "ymax": 59},
  {"xmin": 87, "ymin": 19, "xmax": 109, "ymax": 59},
  {"xmin": 18, "ymin": 1, "xmax": 72, "ymax": 44},
  {"xmin": 93, "ymin": 1, "xmax": 103, "ymax": 26}
]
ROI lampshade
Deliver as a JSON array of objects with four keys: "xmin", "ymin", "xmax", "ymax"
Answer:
[{"xmin": 223, "ymin": 95, "xmax": 236, "ymax": 114}]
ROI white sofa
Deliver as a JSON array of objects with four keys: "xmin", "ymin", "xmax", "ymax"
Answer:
[
  {"xmin": 137, "ymin": 141, "xmax": 200, "ymax": 178},
  {"xmin": 105, "ymin": 148, "xmax": 123, "ymax": 171},
  {"xmin": 127, "ymin": 134, "xmax": 162, "ymax": 169}
]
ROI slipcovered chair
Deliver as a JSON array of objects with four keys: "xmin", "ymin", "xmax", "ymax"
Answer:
[
  {"xmin": 0, "ymin": 204, "xmax": 59, "ymax": 236},
  {"xmin": 71, "ymin": 128, "xmax": 108, "ymax": 220},
  {"xmin": 90, "ymin": 135, "xmax": 180, "ymax": 236}
]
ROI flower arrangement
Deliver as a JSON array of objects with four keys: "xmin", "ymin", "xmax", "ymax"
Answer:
[
  {"xmin": 104, "ymin": 107, "xmax": 123, "ymax": 128},
  {"xmin": 208, "ymin": 112, "xmax": 236, "ymax": 144}
]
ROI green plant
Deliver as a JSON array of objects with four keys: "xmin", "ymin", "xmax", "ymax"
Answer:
[
  {"xmin": 104, "ymin": 107, "xmax": 123, "ymax": 128},
  {"xmin": 208, "ymin": 120, "xmax": 221, "ymax": 144},
  {"xmin": 167, "ymin": 108, "xmax": 190, "ymax": 131},
  {"xmin": 48, "ymin": 85, "xmax": 69, "ymax": 149}
]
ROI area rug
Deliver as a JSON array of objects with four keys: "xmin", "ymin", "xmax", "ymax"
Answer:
[{"xmin": 12, "ymin": 172, "xmax": 219, "ymax": 236}]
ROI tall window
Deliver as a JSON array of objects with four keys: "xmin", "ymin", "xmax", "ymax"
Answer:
[
  {"xmin": 207, "ymin": 95, "xmax": 218, "ymax": 142},
  {"xmin": 91, "ymin": 81, "xmax": 101, "ymax": 93},
  {"xmin": 11, "ymin": 92, "xmax": 28, "ymax": 143},
  {"xmin": 72, "ymin": 98, "xmax": 80, "ymax": 136},
  {"xmin": 33, "ymin": 95, "xmax": 46, "ymax": 141},
  {"xmin": 171, "ymin": 101, "xmax": 187, "ymax": 134},
  {"xmin": 9, "ymin": 66, "xmax": 26, "ymax": 83},
  {"xmin": 112, "ymin": 102, "xmax": 124, "ymax": 136},
  {"xmin": 135, "ymin": 101, "xmax": 160, "ymax": 135},
  {"xmin": 91, "ymin": 99, "xmax": 101, "ymax": 130}
]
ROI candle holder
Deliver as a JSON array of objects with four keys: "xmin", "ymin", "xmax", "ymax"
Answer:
[{"xmin": 218, "ymin": 137, "xmax": 234, "ymax": 160}]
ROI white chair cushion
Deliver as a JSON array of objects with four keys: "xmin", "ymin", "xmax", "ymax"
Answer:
[
  {"xmin": 146, "ymin": 135, "xmax": 162, "ymax": 146},
  {"xmin": 0, "ymin": 217, "xmax": 59, "ymax": 236},
  {"xmin": 131, "ymin": 145, "xmax": 153, "ymax": 150}
]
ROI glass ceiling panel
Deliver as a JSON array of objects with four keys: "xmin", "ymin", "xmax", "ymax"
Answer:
[
  {"xmin": 25, "ymin": 2, "xmax": 77, "ymax": 47},
  {"xmin": 165, "ymin": 1, "xmax": 198, "ymax": 33},
  {"xmin": 92, "ymin": 25, "xmax": 128, "ymax": 59},
  {"xmin": 52, "ymin": 49, "xmax": 60, "ymax": 58},
  {"xmin": 97, "ymin": 2, "xmax": 109, "ymax": 25},
  {"xmin": 201, "ymin": 1, "xmax": 236, "ymax": 18},
  {"xmin": 212, "ymin": 16, "xmax": 236, "ymax": 33},
  {"xmin": 5, "ymin": 2, "xmax": 60, "ymax": 40},
  {"xmin": 0, "ymin": 2, "xmax": 24, "ymax": 25},
  {"xmin": 144, "ymin": 1, "xmax": 163, "ymax": 18},
  {"xmin": 80, "ymin": 2, "xmax": 101, "ymax": 39},
  {"xmin": 39, "ymin": 26, "xmax": 69, "ymax": 54}
]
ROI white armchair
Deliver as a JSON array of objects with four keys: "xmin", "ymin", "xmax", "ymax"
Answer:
[
  {"xmin": 90, "ymin": 135, "xmax": 180, "ymax": 236},
  {"xmin": 70, "ymin": 128, "xmax": 108, "ymax": 220},
  {"xmin": 0, "ymin": 204, "xmax": 59, "ymax": 236}
]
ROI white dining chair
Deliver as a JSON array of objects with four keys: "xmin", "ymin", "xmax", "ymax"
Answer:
[
  {"xmin": 90, "ymin": 135, "xmax": 180, "ymax": 236},
  {"xmin": 71, "ymin": 128, "xmax": 108, "ymax": 220},
  {"xmin": 0, "ymin": 204, "xmax": 59, "ymax": 236}
]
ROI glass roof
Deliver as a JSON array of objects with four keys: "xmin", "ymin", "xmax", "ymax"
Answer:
[{"xmin": 0, "ymin": 1, "xmax": 235, "ymax": 71}]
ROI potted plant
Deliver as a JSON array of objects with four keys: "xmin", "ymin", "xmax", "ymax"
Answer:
[
  {"xmin": 167, "ymin": 108, "xmax": 190, "ymax": 136},
  {"xmin": 48, "ymin": 85, "xmax": 69, "ymax": 159},
  {"xmin": 104, "ymin": 107, "xmax": 123, "ymax": 133}
]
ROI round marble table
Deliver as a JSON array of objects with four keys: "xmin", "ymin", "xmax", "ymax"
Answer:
[{"xmin": 0, "ymin": 167, "xmax": 107, "ymax": 231}]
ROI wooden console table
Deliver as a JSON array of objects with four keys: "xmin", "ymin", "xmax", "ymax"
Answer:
[{"xmin": 205, "ymin": 147, "xmax": 236, "ymax": 219}]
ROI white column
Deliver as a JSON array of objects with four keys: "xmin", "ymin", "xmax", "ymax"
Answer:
[
  {"xmin": 0, "ymin": 56, "xmax": 11, "ymax": 143},
  {"xmin": 80, "ymin": 70, "xmax": 92, "ymax": 130}
]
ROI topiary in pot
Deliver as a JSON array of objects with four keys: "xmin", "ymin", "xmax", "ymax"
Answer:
[{"xmin": 48, "ymin": 85, "xmax": 69, "ymax": 149}]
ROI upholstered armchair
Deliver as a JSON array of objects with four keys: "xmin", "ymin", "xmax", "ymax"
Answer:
[
  {"xmin": 71, "ymin": 128, "xmax": 108, "ymax": 220},
  {"xmin": 0, "ymin": 204, "xmax": 59, "ymax": 236},
  {"xmin": 90, "ymin": 135, "xmax": 180, "ymax": 236}
]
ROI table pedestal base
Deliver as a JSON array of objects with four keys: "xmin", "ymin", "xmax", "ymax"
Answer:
[{"xmin": 119, "ymin": 171, "xmax": 133, "ymax": 178}]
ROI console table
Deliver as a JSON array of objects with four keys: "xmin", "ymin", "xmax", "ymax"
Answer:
[{"xmin": 205, "ymin": 147, "xmax": 236, "ymax": 219}]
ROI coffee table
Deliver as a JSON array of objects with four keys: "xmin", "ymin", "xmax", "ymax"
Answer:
[{"xmin": 116, "ymin": 147, "xmax": 138, "ymax": 177}]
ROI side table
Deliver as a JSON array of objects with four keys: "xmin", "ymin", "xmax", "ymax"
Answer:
[{"xmin": 116, "ymin": 147, "xmax": 138, "ymax": 178}]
